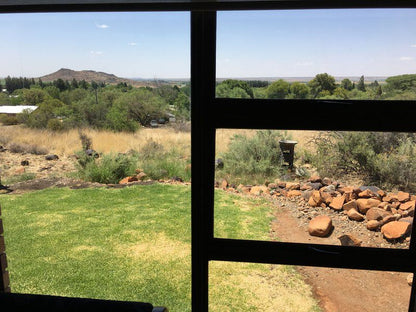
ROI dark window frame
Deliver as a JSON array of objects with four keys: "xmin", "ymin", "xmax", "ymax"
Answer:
[{"xmin": 2, "ymin": 2, "xmax": 416, "ymax": 312}]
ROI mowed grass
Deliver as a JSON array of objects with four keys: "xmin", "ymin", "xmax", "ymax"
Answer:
[{"xmin": 0, "ymin": 184, "xmax": 320, "ymax": 311}]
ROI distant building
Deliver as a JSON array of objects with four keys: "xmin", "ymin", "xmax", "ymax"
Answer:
[{"xmin": 0, "ymin": 105, "xmax": 38, "ymax": 116}]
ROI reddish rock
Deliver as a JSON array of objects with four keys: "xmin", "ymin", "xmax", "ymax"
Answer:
[
  {"xmin": 411, "ymin": 195, "xmax": 416, "ymax": 201},
  {"xmin": 391, "ymin": 202, "xmax": 401, "ymax": 209},
  {"xmin": 356, "ymin": 198, "xmax": 381, "ymax": 214},
  {"xmin": 329, "ymin": 195, "xmax": 345, "ymax": 211},
  {"xmin": 399, "ymin": 200, "xmax": 416, "ymax": 211},
  {"xmin": 15, "ymin": 166, "xmax": 26, "ymax": 174},
  {"xmin": 268, "ymin": 183, "xmax": 278, "ymax": 190},
  {"xmin": 366, "ymin": 208, "xmax": 389, "ymax": 221},
  {"xmin": 137, "ymin": 172, "xmax": 147, "ymax": 181},
  {"xmin": 221, "ymin": 179, "xmax": 228, "ymax": 189},
  {"xmin": 381, "ymin": 221, "xmax": 411, "ymax": 240},
  {"xmin": 343, "ymin": 200, "xmax": 357, "ymax": 211},
  {"xmin": 308, "ymin": 175, "xmax": 322, "ymax": 183},
  {"xmin": 347, "ymin": 208, "xmax": 365, "ymax": 221},
  {"xmin": 300, "ymin": 183, "xmax": 313, "ymax": 191},
  {"xmin": 377, "ymin": 189, "xmax": 387, "ymax": 197},
  {"xmin": 286, "ymin": 182, "xmax": 300, "ymax": 190},
  {"xmin": 338, "ymin": 234, "xmax": 362, "ymax": 246},
  {"xmin": 322, "ymin": 177, "xmax": 332, "ymax": 186},
  {"xmin": 358, "ymin": 189, "xmax": 374, "ymax": 198},
  {"xmin": 276, "ymin": 181, "xmax": 286, "ymax": 188},
  {"xmin": 119, "ymin": 176, "xmax": 138, "ymax": 184},
  {"xmin": 250, "ymin": 185, "xmax": 268, "ymax": 195},
  {"xmin": 382, "ymin": 194, "xmax": 395, "ymax": 203},
  {"xmin": 338, "ymin": 186, "xmax": 354, "ymax": 194},
  {"xmin": 400, "ymin": 217, "xmax": 413, "ymax": 226},
  {"xmin": 287, "ymin": 190, "xmax": 302, "ymax": 197},
  {"xmin": 378, "ymin": 202, "xmax": 391, "ymax": 210},
  {"xmin": 367, "ymin": 220, "xmax": 381, "ymax": 231},
  {"xmin": 308, "ymin": 191, "xmax": 322, "ymax": 207},
  {"xmin": 320, "ymin": 203, "xmax": 327, "ymax": 208},
  {"xmin": 382, "ymin": 215, "xmax": 396, "ymax": 225},
  {"xmin": 308, "ymin": 215, "xmax": 333, "ymax": 237},
  {"xmin": 398, "ymin": 191, "xmax": 410, "ymax": 202},
  {"xmin": 320, "ymin": 191, "xmax": 333, "ymax": 205}
]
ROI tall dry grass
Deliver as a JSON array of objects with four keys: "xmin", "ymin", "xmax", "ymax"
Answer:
[{"xmin": 0, "ymin": 125, "xmax": 320, "ymax": 156}]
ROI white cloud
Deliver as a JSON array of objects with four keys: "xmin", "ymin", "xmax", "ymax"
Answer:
[
  {"xmin": 90, "ymin": 51, "xmax": 103, "ymax": 55},
  {"xmin": 411, "ymin": 44, "xmax": 416, "ymax": 48},
  {"xmin": 400, "ymin": 56, "xmax": 414, "ymax": 61},
  {"xmin": 96, "ymin": 23, "xmax": 109, "ymax": 29},
  {"xmin": 128, "ymin": 42, "xmax": 137, "ymax": 46}
]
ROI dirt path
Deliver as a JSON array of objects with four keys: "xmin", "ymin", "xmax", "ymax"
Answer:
[{"xmin": 271, "ymin": 203, "xmax": 412, "ymax": 312}]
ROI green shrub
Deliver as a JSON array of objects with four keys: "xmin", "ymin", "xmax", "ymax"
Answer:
[
  {"xmin": 77, "ymin": 153, "xmax": 137, "ymax": 184},
  {"xmin": 312, "ymin": 132, "xmax": 416, "ymax": 191},
  {"xmin": 47, "ymin": 118, "xmax": 64, "ymax": 131},
  {"xmin": 0, "ymin": 114, "xmax": 19, "ymax": 125},
  {"xmin": 220, "ymin": 130, "xmax": 285, "ymax": 184}
]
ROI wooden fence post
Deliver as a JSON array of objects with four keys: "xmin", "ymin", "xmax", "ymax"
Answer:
[{"xmin": 0, "ymin": 204, "xmax": 11, "ymax": 293}]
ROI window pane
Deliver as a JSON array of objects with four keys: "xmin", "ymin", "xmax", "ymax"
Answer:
[
  {"xmin": 0, "ymin": 12, "xmax": 191, "ymax": 312},
  {"xmin": 214, "ymin": 129, "xmax": 414, "ymax": 249},
  {"xmin": 217, "ymin": 9, "xmax": 416, "ymax": 100},
  {"xmin": 210, "ymin": 261, "xmax": 412, "ymax": 312}
]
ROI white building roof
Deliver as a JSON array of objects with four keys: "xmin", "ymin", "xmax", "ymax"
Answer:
[{"xmin": 0, "ymin": 105, "xmax": 38, "ymax": 114}]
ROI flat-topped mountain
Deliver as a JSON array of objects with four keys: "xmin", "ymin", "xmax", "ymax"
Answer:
[{"xmin": 38, "ymin": 68, "xmax": 151, "ymax": 87}]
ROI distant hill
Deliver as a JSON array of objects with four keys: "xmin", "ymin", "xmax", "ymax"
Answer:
[{"xmin": 38, "ymin": 68, "xmax": 153, "ymax": 87}]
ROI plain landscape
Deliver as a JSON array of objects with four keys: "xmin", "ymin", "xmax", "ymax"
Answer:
[{"xmin": 1, "ymin": 69, "xmax": 416, "ymax": 311}]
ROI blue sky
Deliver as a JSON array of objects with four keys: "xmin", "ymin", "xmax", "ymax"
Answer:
[{"xmin": 1, "ymin": 9, "xmax": 416, "ymax": 79}]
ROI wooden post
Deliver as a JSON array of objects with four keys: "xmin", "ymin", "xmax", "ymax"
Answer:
[{"xmin": 0, "ymin": 205, "xmax": 11, "ymax": 293}]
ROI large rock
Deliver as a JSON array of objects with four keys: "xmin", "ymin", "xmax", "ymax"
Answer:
[
  {"xmin": 338, "ymin": 234, "xmax": 362, "ymax": 246},
  {"xmin": 320, "ymin": 191, "xmax": 334, "ymax": 205},
  {"xmin": 381, "ymin": 221, "xmax": 411, "ymax": 240},
  {"xmin": 250, "ymin": 185, "xmax": 269, "ymax": 196},
  {"xmin": 308, "ymin": 215, "xmax": 333, "ymax": 237},
  {"xmin": 308, "ymin": 175, "xmax": 322, "ymax": 183},
  {"xmin": 366, "ymin": 208, "xmax": 390, "ymax": 221},
  {"xmin": 329, "ymin": 195, "xmax": 345, "ymax": 211},
  {"xmin": 119, "ymin": 176, "xmax": 138, "ymax": 184},
  {"xmin": 356, "ymin": 198, "xmax": 381, "ymax": 214},
  {"xmin": 286, "ymin": 190, "xmax": 302, "ymax": 197},
  {"xmin": 400, "ymin": 200, "xmax": 415, "ymax": 211},
  {"xmin": 358, "ymin": 189, "xmax": 374, "ymax": 198},
  {"xmin": 397, "ymin": 191, "xmax": 410, "ymax": 202},
  {"xmin": 286, "ymin": 182, "xmax": 300, "ymax": 190},
  {"xmin": 343, "ymin": 200, "xmax": 357, "ymax": 211},
  {"xmin": 308, "ymin": 190, "xmax": 322, "ymax": 207},
  {"xmin": 347, "ymin": 208, "xmax": 365, "ymax": 221},
  {"xmin": 367, "ymin": 220, "xmax": 381, "ymax": 231}
]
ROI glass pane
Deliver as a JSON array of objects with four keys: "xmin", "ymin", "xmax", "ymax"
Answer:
[
  {"xmin": 214, "ymin": 129, "xmax": 415, "ymax": 249},
  {"xmin": 210, "ymin": 261, "xmax": 412, "ymax": 312},
  {"xmin": 217, "ymin": 9, "xmax": 416, "ymax": 100},
  {"xmin": 0, "ymin": 11, "xmax": 191, "ymax": 312}
]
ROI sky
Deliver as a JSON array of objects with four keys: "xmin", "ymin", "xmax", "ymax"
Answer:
[{"xmin": 1, "ymin": 9, "xmax": 416, "ymax": 79}]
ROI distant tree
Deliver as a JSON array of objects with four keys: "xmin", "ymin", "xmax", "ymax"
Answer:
[
  {"xmin": 71, "ymin": 78, "xmax": 79, "ymax": 89},
  {"xmin": 44, "ymin": 85, "xmax": 60, "ymax": 99},
  {"xmin": 173, "ymin": 92, "xmax": 191, "ymax": 120},
  {"xmin": 247, "ymin": 80, "xmax": 269, "ymax": 88},
  {"xmin": 54, "ymin": 78, "xmax": 66, "ymax": 92},
  {"xmin": 333, "ymin": 87, "xmax": 349, "ymax": 99},
  {"xmin": 369, "ymin": 80, "xmax": 379, "ymax": 88},
  {"xmin": 376, "ymin": 85, "xmax": 383, "ymax": 98},
  {"xmin": 385, "ymin": 74, "xmax": 416, "ymax": 91},
  {"xmin": 266, "ymin": 79, "xmax": 290, "ymax": 99},
  {"xmin": 308, "ymin": 73, "xmax": 336, "ymax": 98},
  {"xmin": 341, "ymin": 78, "xmax": 354, "ymax": 91},
  {"xmin": 79, "ymin": 80, "xmax": 89, "ymax": 90},
  {"xmin": 156, "ymin": 84, "xmax": 180, "ymax": 105},
  {"xmin": 357, "ymin": 75, "xmax": 366, "ymax": 92},
  {"xmin": 23, "ymin": 89, "xmax": 48, "ymax": 105},
  {"xmin": 289, "ymin": 82, "xmax": 310, "ymax": 99},
  {"xmin": 220, "ymin": 79, "xmax": 254, "ymax": 98}
]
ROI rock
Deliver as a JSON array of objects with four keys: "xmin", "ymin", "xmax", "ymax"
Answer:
[
  {"xmin": 343, "ymin": 200, "xmax": 357, "ymax": 211},
  {"xmin": 366, "ymin": 208, "xmax": 389, "ymax": 221},
  {"xmin": 347, "ymin": 208, "xmax": 365, "ymax": 221},
  {"xmin": 382, "ymin": 194, "xmax": 396, "ymax": 203},
  {"xmin": 308, "ymin": 215, "xmax": 333, "ymax": 237},
  {"xmin": 45, "ymin": 154, "xmax": 59, "ymax": 161},
  {"xmin": 20, "ymin": 160, "xmax": 29, "ymax": 166},
  {"xmin": 378, "ymin": 202, "xmax": 391, "ymax": 210},
  {"xmin": 399, "ymin": 200, "xmax": 415, "ymax": 211},
  {"xmin": 322, "ymin": 177, "xmax": 332, "ymax": 186},
  {"xmin": 321, "ymin": 184, "xmax": 336, "ymax": 193},
  {"xmin": 356, "ymin": 198, "xmax": 381, "ymax": 214},
  {"xmin": 382, "ymin": 215, "xmax": 396, "ymax": 225},
  {"xmin": 397, "ymin": 191, "xmax": 410, "ymax": 202},
  {"xmin": 275, "ymin": 181, "xmax": 286, "ymax": 188},
  {"xmin": 137, "ymin": 172, "xmax": 147, "ymax": 181},
  {"xmin": 359, "ymin": 186, "xmax": 380, "ymax": 193},
  {"xmin": 300, "ymin": 183, "xmax": 313, "ymax": 191},
  {"xmin": 215, "ymin": 158, "xmax": 224, "ymax": 169},
  {"xmin": 358, "ymin": 189, "xmax": 374, "ymax": 198},
  {"xmin": 320, "ymin": 191, "xmax": 333, "ymax": 205},
  {"xmin": 407, "ymin": 274, "xmax": 413, "ymax": 286},
  {"xmin": 377, "ymin": 189, "xmax": 387, "ymax": 197},
  {"xmin": 221, "ymin": 179, "xmax": 228, "ymax": 189},
  {"xmin": 250, "ymin": 185, "xmax": 268, "ymax": 196},
  {"xmin": 119, "ymin": 176, "xmax": 138, "ymax": 184},
  {"xmin": 268, "ymin": 183, "xmax": 278, "ymax": 190},
  {"xmin": 308, "ymin": 175, "xmax": 322, "ymax": 183},
  {"xmin": 381, "ymin": 221, "xmax": 411, "ymax": 240},
  {"xmin": 338, "ymin": 234, "xmax": 362, "ymax": 246},
  {"xmin": 400, "ymin": 217, "xmax": 413, "ymax": 226},
  {"xmin": 367, "ymin": 220, "xmax": 380, "ymax": 231},
  {"xmin": 329, "ymin": 195, "xmax": 345, "ymax": 211},
  {"xmin": 302, "ymin": 190, "xmax": 313, "ymax": 201},
  {"xmin": 287, "ymin": 190, "xmax": 302, "ymax": 197},
  {"xmin": 171, "ymin": 176, "xmax": 183, "ymax": 182},
  {"xmin": 15, "ymin": 166, "xmax": 25, "ymax": 174},
  {"xmin": 286, "ymin": 182, "xmax": 300, "ymax": 190},
  {"xmin": 85, "ymin": 149, "xmax": 99, "ymax": 158}
]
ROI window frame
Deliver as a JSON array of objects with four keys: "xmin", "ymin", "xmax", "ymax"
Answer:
[{"xmin": 1, "ymin": 2, "xmax": 416, "ymax": 312}]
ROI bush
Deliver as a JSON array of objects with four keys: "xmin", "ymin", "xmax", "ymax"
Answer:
[
  {"xmin": 77, "ymin": 153, "xmax": 137, "ymax": 184},
  {"xmin": 0, "ymin": 114, "xmax": 19, "ymax": 125},
  {"xmin": 8, "ymin": 142, "xmax": 48, "ymax": 155},
  {"xmin": 47, "ymin": 118, "xmax": 64, "ymax": 131},
  {"xmin": 220, "ymin": 130, "xmax": 285, "ymax": 184},
  {"xmin": 312, "ymin": 132, "xmax": 416, "ymax": 192}
]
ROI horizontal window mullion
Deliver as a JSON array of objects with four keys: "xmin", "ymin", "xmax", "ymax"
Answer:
[
  {"xmin": 211, "ymin": 98, "xmax": 416, "ymax": 132},
  {"xmin": 208, "ymin": 238, "xmax": 415, "ymax": 273}
]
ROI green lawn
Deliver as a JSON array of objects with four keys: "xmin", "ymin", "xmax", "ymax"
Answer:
[{"xmin": 0, "ymin": 184, "xmax": 320, "ymax": 311}]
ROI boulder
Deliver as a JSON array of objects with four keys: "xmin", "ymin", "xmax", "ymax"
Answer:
[
  {"xmin": 382, "ymin": 215, "xmax": 396, "ymax": 225},
  {"xmin": 308, "ymin": 215, "xmax": 333, "ymax": 237},
  {"xmin": 119, "ymin": 176, "xmax": 138, "ymax": 184},
  {"xmin": 366, "ymin": 208, "xmax": 389, "ymax": 221},
  {"xmin": 347, "ymin": 208, "xmax": 365, "ymax": 221},
  {"xmin": 377, "ymin": 189, "xmax": 387, "ymax": 197},
  {"xmin": 397, "ymin": 191, "xmax": 410, "ymax": 202},
  {"xmin": 329, "ymin": 195, "xmax": 345, "ymax": 211},
  {"xmin": 320, "ymin": 191, "xmax": 334, "ymax": 205},
  {"xmin": 286, "ymin": 190, "xmax": 302, "ymax": 197},
  {"xmin": 356, "ymin": 198, "xmax": 381, "ymax": 214},
  {"xmin": 300, "ymin": 183, "xmax": 313, "ymax": 191},
  {"xmin": 381, "ymin": 221, "xmax": 411, "ymax": 240},
  {"xmin": 308, "ymin": 175, "xmax": 322, "ymax": 183},
  {"xmin": 343, "ymin": 200, "xmax": 357, "ymax": 211},
  {"xmin": 400, "ymin": 217, "xmax": 413, "ymax": 226},
  {"xmin": 286, "ymin": 182, "xmax": 300, "ymax": 190},
  {"xmin": 250, "ymin": 185, "xmax": 269, "ymax": 196},
  {"xmin": 358, "ymin": 189, "xmax": 374, "ymax": 198},
  {"xmin": 367, "ymin": 220, "xmax": 380, "ymax": 231},
  {"xmin": 338, "ymin": 234, "xmax": 362, "ymax": 247},
  {"xmin": 399, "ymin": 200, "xmax": 415, "ymax": 211}
]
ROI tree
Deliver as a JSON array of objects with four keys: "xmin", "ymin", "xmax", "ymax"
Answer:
[
  {"xmin": 385, "ymin": 74, "xmax": 416, "ymax": 91},
  {"xmin": 289, "ymin": 82, "xmax": 310, "ymax": 99},
  {"xmin": 173, "ymin": 92, "xmax": 191, "ymax": 120},
  {"xmin": 308, "ymin": 73, "xmax": 336, "ymax": 98},
  {"xmin": 357, "ymin": 75, "xmax": 366, "ymax": 92},
  {"xmin": 341, "ymin": 78, "xmax": 354, "ymax": 91},
  {"xmin": 23, "ymin": 89, "xmax": 48, "ymax": 105},
  {"xmin": 216, "ymin": 79, "xmax": 254, "ymax": 98},
  {"xmin": 71, "ymin": 78, "xmax": 79, "ymax": 89},
  {"xmin": 266, "ymin": 79, "xmax": 290, "ymax": 99}
]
